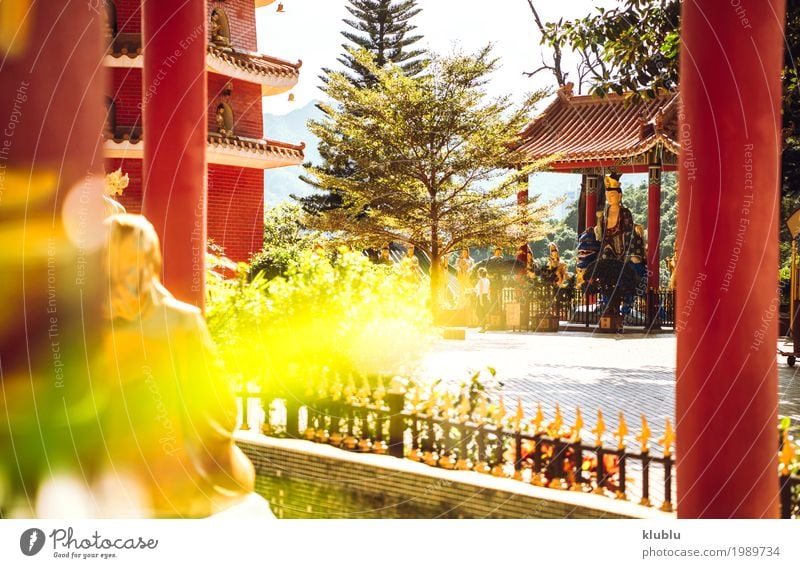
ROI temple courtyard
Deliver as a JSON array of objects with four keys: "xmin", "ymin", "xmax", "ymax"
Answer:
[{"xmin": 418, "ymin": 332, "xmax": 800, "ymax": 447}]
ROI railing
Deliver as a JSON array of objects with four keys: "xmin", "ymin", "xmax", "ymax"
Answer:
[
  {"xmin": 238, "ymin": 382, "xmax": 683, "ymax": 513},
  {"xmin": 239, "ymin": 384, "xmax": 800, "ymax": 517},
  {"xmin": 502, "ymin": 283, "xmax": 676, "ymax": 330}
]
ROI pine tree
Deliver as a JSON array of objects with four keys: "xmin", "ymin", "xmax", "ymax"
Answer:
[{"xmin": 326, "ymin": 0, "xmax": 425, "ymax": 87}]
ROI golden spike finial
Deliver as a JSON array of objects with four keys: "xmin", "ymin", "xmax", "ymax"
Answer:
[
  {"xmin": 658, "ymin": 417, "xmax": 675, "ymax": 457},
  {"xmin": 779, "ymin": 429, "xmax": 796, "ymax": 476},
  {"xmin": 373, "ymin": 375, "xmax": 386, "ymax": 403},
  {"xmin": 358, "ymin": 376, "xmax": 371, "ymax": 401},
  {"xmin": 440, "ymin": 392, "xmax": 454, "ymax": 419},
  {"xmin": 531, "ymin": 402, "xmax": 545, "ymax": 434},
  {"xmin": 410, "ymin": 385, "xmax": 422, "ymax": 412},
  {"xmin": 513, "ymin": 399, "xmax": 525, "ymax": 432},
  {"xmin": 457, "ymin": 389, "xmax": 472, "ymax": 422},
  {"xmin": 571, "ymin": 407, "xmax": 584, "ymax": 442},
  {"xmin": 549, "ymin": 403, "xmax": 564, "ymax": 438},
  {"xmin": 613, "ymin": 411, "xmax": 628, "ymax": 449},
  {"xmin": 475, "ymin": 394, "xmax": 489, "ymax": 424},
  {"xmin": 330, "ymin": 375, "xmax": 343, "ymax": 401},
  {"xmin": 494, "ymin": 396, "xmax": 507, "ymax": 429},
  {"xmin": 636, "ymin": 414, "xmax": 651, "ymax": 453},
  {"xmin": 424, "ymin": 387, "xmax": 439, "ymax": 415},
  {"xmin": 343, "ymin": 375, "xmax": 356, "ymax": 401},
  {"xmin": 592, "ymin": 409, "xmax": 606, "ymax": 447}
]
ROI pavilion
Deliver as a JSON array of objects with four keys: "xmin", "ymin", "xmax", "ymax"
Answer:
[{"xmin": 515, "ymin": 84, "xmax": 680, "ymax": 289}]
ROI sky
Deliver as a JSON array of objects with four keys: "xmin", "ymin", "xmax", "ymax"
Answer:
[{"xmin": 256, "ymin": 0, "xmax": 619, "ymax": 115}]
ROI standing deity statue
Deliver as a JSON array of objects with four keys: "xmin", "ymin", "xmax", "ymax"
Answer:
[{"xmin": 542, "ymin": 242, "xmax": 568, "ymax": 287}]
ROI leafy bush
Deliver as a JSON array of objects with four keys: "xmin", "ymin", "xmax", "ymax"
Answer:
[{"xmin": 206, "ymin": 248, "xmax": 435, "ymax": 397}]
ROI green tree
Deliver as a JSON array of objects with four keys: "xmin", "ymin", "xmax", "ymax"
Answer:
[
  {"xmin": 329, "ymin": 0, "xmax": 426, "ymax": 87},
  {"xmin": 528, "ymin": 0, "xmax": 800, "ymax": 267},
  {"xmin": 304, "ymin": 48, "xmax": 552, "ymax": 312},
  {"xmin": 250, "ymin": 202, "xmax": 319, "ymax": 280}
]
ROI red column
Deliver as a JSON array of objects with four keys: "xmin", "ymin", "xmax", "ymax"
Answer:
[
  {"xmin": 677, "ymin": 0, "xmax": 785, "ymax": 518},
  {"xmin": 142, "ymin": 1, "xmax": 207, "ymax": 309},
  {"xmin": 585, "ymin": 175, "xmax": 598, "ymax": 229},
  {"xmin": 1, "ymin": 2, "xmax": 106, "ymax": 494},
  {"xmin": 647, "ymin": 163, "xmax": 661, "ymax": 288}
]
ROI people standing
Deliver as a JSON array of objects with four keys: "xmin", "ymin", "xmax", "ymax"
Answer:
[{"xmin": 474, "ymin": 267, "xmax": 491, "ymax": 332}]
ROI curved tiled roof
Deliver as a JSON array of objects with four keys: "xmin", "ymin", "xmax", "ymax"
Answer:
[
  {"xmin": 515, "ymin": 87, "xmax": 680, "ymax": 168},
  {"xmin": 207, "ymin": 45, "xmax": 301, "ymax": 80}
]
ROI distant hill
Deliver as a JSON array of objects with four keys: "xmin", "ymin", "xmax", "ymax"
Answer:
[
  {"xmin": 263, "ymin": 100, "xmax": 322, "ymax": 205},
  {"xmin": 262, "ymin": 101, "xmax": 647, "ymax": 215}
]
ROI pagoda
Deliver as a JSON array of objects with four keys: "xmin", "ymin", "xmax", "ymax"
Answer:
[{"xmin": 103, "ymin": 0, "xmax": 304, "ymax": 263}]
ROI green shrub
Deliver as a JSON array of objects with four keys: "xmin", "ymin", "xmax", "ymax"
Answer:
[{"xmin": 206, "ymin": 248, "xmax": 434, "ymax": 396}]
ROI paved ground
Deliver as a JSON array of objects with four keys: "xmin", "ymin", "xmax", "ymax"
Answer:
[{"xmin": 416, "ymin": 330, "xmax": 800, "ymax": 449}]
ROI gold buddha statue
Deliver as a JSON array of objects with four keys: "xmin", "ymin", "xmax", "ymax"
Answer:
[{"xmin": 101, "ymin": 214, "xmax": 254, "ymax": 517}]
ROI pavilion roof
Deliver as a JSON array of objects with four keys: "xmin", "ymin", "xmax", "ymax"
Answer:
[{"xmin": 514, "ymin": 85, "xmax": 680, "ymax": 170}]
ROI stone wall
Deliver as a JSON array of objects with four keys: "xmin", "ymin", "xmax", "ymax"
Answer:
[{"xmin": 236, "ymin": 433, "xmax": 673, "ymax": 520}]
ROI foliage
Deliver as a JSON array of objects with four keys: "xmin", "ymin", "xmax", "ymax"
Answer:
[
  {"xmin": 250, "ymin": 202, "xmax": 320, "ymax": 280},
  {"xmin": 206, "ymin": 248, "xmax": 435, "ymax": 396},
  {"xmin": 326, "ymin": 0, "xmax": 426, "ymax": 87},
  {"xmin": 303, "ymin": 47, "xmax": 554, "ymax": 311}
]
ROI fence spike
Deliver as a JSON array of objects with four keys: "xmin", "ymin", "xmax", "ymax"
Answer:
[
  {"xmin": 637, "ymin": 414, "xmax": 651, "ymax": 453},
  {"xmin": 458, "ymin": 389, "xmax": 472, "ymax": 423},
  {"xmin": 780, "ymin": 429, "xmax": 796, "ymax": 476},
  {"xmin": 425, "ymin": 388, "xmax": 439, "ymax": 416},
  {"xmin": 592, "ymin": 409, "xmax": 605, "ymax": 447},
  {"xmin": 330, "ymin": 376, "xmax": 343, "ymax": 401},
  {"xmin": 494, "ymin": 395, "xmax": 507, "ymax": 429},
  {"xmin": 531, "ymin": 401, "xmax": 545, "ymax": 434},
  {"xmin": 440, "ymin": 391, "xmax": 454, "ymax": 419},
  {"xmin": 410, "ymin": 386, "xmax": 422, "ymax": 413},
  {"xmin": 358, "ymin": 375, "xmax": 371, "ymax": 401},
  {"xmin": 343, "ymin": 375, "xmax": 356, "ymax": 402},
  {"xmin": 572, "ymin": 407, "xmax": 584, "ymax": 443},
  {"xmin": 373, "ymin": 375, "xmax": 386, "ymax": 403},
  {"xmin": 658, "ymin": 417, "xmax": 675, "ymax": 457},
  {"xmin": 613, "ymin": 411, "xmax": 628, "ymax": 449},
  {"xmin": 549, "ymin": 403, "xmax": 564, "ymax": 438},
  {"xmin": 475, "ymin": 394, "xmax": 489, "ymax": 424},
  {"xmin": 513, "ymin": 399, "xmax": 524, "ymax": 432}
]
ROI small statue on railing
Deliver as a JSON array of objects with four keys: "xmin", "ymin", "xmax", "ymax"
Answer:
[{"xmin": 540, "ymin": 242, "xmax": 568, "ymax": 288}]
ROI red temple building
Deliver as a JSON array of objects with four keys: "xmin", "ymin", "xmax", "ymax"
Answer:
[{"xmin": 103, "ymin": 0, "xmax": 304, "ymax": 263}]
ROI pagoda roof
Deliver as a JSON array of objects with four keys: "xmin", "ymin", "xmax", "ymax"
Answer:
[
  {"xmin": 104, "ymin": 127, "xmax": 305, "ymax": 169},
  {"xmin": 104, "ymin": 35, "xmax": 300, "ymax": 95},
  {"xmin": 514, "ymin": 86, "xmax": 680, "ymax": 171}
]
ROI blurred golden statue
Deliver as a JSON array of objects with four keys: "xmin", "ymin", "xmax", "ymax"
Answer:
[{"xmin": 101, "ymin": 214, "xmax": 254, "ymax": 517}]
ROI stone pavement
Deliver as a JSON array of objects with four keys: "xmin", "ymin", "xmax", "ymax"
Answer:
[{"xmin": 417, "ymin": 330, "xmax": 800, "ymax": 449}]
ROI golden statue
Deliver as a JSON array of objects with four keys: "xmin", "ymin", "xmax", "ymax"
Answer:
[
  {"xmin": 455, "ymin": 248, "xmax": 474, "ymax": 306},
  {"xmin": 210, "ymin": 11, "xmax": 230, "ymax": 47},
  {"xmin": 216, "ymin": 105, "xmax": 231, "ymax": 138},
  {"xmin": 101, "ymin": 214, "xmax": 254, "ymax": 517},
  {"xmin": 543, "ymin": 242, "xmax": 568, "ymax": 287}
]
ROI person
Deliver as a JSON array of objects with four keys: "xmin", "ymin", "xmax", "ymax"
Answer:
[
  {"xmin": 402, "ymin": 244, "xmax": 420, "ymax": 284},
  {"xmin": 474, "ymin": 267, "xmax": 491, "ymax": 332},
  {"xmin": 101, "ymin": 214, "xmax": 255, "ymax": 517},
  {"xmin": 455, "ymin": 248, "xmax": 474, "ymax": 306}
]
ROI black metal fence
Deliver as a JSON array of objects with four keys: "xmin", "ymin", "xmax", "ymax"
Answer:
[
  {"xmin": 502, "ymin": 283, "xmax": 675, "ymax": 330},
  {"xmin": 238, "ymin": 384, "xmax": 684, "ymax": 513}
]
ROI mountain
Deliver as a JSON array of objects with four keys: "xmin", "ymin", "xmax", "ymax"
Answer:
[{"xmin": 263, "ymin": 100, "xmax": 322, "ymax": 205}]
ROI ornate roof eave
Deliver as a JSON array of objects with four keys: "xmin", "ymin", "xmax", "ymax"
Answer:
[
  {"xmin": 206, "ymin": 46, "xmax": 300, "ymax": 96},
  {"xmin": 103, "ymin": 134, "xmax": 305, "ymax": 170}
]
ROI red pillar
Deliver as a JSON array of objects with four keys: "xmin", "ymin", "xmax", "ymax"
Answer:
[
  {"xmin": 1, "ymin": 2, "xmax": 106, "ymax": 495},
  {"xmin": 142, "ymin": 1, "xmax": 207, "ymax": 309},
  {"xmin": 585, "ymin": 175, "xmax": 598, "ymax": 229},
  {"xmin": 677, "ymin": 0, "xmax": 785, "ymax": 518},
  {"xmin": 647, "ymin": 161, "xmax": 661, "ymax": 288}
]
